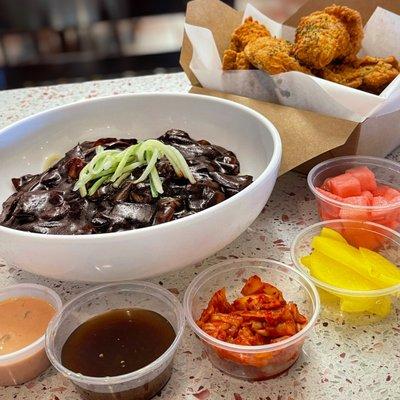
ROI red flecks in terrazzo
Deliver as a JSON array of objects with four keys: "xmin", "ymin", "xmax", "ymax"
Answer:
[
  {"xmin": 281, "ymin": 214, "xmax": 290, "ymax": 221},
  {"xmin": 50, "ymin": 387, "xmax": 68, "ymax": 393},
  {"xmin": 193, "ymin": 389, "xmax": 210, "ymax": 399}
]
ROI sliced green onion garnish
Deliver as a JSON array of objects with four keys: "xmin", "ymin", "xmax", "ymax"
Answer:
[
  {"xmin": 74, "ymin": 139, "xmax": 196, "ymax": 198},
  {"xmin": 113, "ymin": 172, "xmax": 131, "ymax": 188},
  {"xmin": 110, "ymin": 144, "xmax": 138, "ymax": 182},
  {"xmin": 150, "ymin": 166, "xmax": 164, "ymax": 194},
  {"xmin": 88, "ymin": 175, "xmax": 109, "ymax": 196},
  {"xmin": 149, "ymin": 175, "xmax": 158, "ymax": 198},
  {"xmin": 134, "ymin": 149, "xmax": 159, "ymax": 184}
]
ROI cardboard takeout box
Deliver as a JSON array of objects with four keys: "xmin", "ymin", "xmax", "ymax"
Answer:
[{"xmin": 180, "ymin": 0, "xmax": 400, "ymax": 175}]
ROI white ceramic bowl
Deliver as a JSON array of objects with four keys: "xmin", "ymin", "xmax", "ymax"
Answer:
[{"xmin": 0, "ymin": 93, "xmax": 281, "ymax": 282}]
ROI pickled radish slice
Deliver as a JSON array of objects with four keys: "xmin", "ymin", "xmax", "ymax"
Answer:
[
  {"xmin": 302, "ymin": 251, "xmax": 377, "ymax": 291},
  {"xmin": 359, "ymin": 247, "xmax": 400, "ymax": 287},
  {"xmin": 319, "ymin": 227, "xmax": 347, "ymax": 243},
  {"xmin": 340, "ymin": 295, "xmax": 391, "ymax": 316},
  {"xmin": 301, "ymin": 228, "xmax": 398, "ymax": 316}
]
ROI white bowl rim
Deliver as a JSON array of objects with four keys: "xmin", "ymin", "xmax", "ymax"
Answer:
[
  {"xmin": 290, "ymin": 219, "xmax": 400, "ymax": 297},
  {"xmin": 0, "ymin": 283, "xmax": 62, "ymax": 363},
  {"xmin": 308, "ymin": 155, "xmax": 400, "ymax": 210},
  {"xmin": 0, "ymin": 92, "xmax": 282, "ymax": 240},
  {"xmin": 183, "ymin": 257, "xmax": 320, "ymax": 353},
  {"xmin": 45, "ymin": 281, "xmax": 185, "ymax": 386}
]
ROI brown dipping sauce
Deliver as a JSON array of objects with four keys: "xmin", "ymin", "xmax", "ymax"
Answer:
[
  {"xmin": 0, "ymin": 297, "xmax": 56, "ymax": 355},
  {"xmin": 61, "ymin": 308, "xmax": 176, "ymax": 400}
]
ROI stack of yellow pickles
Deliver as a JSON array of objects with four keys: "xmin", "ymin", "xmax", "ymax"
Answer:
[{"xmin": 301, "ymin": 228, "xmax": 400, "ymax": 316}]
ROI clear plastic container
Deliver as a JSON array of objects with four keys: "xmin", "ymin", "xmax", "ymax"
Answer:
[
  {"xmin": 46, "ymin": 282, "xmax": 185, "ymax": 400},
  {"xmin": 307, "ymin": 156, "xmax": 400, "ymax": 230},
  {"xmin": 291, "ymin": 220, "xmax": 400, "ymax": 321},
  {"xmin": 0, "ymin": 284, "xmax": 62, "ymax": 386},
  {"xmin": 183, "ymin": 258, "xmax": 320, "ymax": 381}
]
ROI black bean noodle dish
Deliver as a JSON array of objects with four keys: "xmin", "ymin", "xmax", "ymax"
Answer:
[{"xmin": 0, "ymin": 130, "xmax": 253, "ymax": 235}]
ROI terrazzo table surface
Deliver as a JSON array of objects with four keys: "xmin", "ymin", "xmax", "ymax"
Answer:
[{"xmin": 0, "ymin": 73, "xmax": 399, "ymax": 400}]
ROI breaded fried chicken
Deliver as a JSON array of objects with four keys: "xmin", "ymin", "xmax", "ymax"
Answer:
[
  {"xmin": 324, "ymin": 4, "xmax": 363, "ymax": 58},
  {"xmin": 222, "ymin": 49, "xmax": 252, "ymax": 70},
  {"xmin": 319, "ymin": 64, "xmax": 362, "ymax": 88},
  {"xmin": 294, "ymin": 4, "xmax": 363, "ymax": 69},
  {"xmin": 320, "ymin": 56, "xmax": 399, "ymax": 94},
  {"xmin": 244, "ymin": 36, "xmax": 311, "ymax": 75},
  {"xmin": 229, "ymin": 17, "xmax": 271, "ymax": 52},
  {"xmin": 220, "ymin": 5, "xmax": 398, "ymax": 95}
]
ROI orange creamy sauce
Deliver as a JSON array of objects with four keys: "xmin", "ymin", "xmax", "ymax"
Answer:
[{"xmin": 0, "ymin": 297, "xmax": 56, "ymax": 355}]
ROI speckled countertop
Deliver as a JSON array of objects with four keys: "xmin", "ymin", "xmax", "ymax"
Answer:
[{"xmin": 0, "ymin": 73, "xmax": 399, "ymax": 400}]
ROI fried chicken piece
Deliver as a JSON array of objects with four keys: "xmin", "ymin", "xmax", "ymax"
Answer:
[
  {"xmin": 229, "ymin": 17, "xmax": 271, "ymax": 52},
  {"xmin": 324, "ymin": 4, "xmax": 363, "ymax": 57},
  {"xmin": 244, "ymin": 36, "xmax": 311, "ymax": 75},
  {"xmin": 294, "ymin": 4, "xmax": 363, "ymax": 69},
  {"xmin": 319, "ymin": 63, "xmax": 362, "ymax": 88},
  {"xmin": 222, "ymin": 49, "xmax": 252, "ymax": 70},
  {"xmin": 320, "ymin": 56, "xmax": 399, "ymax": 93},
  {"xmin": 357, "ymin": 56, "xmax": 399, "ymax": 93}
]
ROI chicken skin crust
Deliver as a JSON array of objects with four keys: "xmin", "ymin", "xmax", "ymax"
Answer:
[
  {"xmin": 229, "ymin": 16, "xmax": 271, "ymax": 52},
  {"xmin": 222, "ymin": 49, "xmax": 252, "ymax": 70},
  {"xmin": 294, "ymin": 4, "xmax": 363, "ymax": 69},
  {"xmin": 320, "ymin": 56, "xmax": 399, "ymax": 94},
  {"xmin": 244, "ymin": 36, "xmax": 311, "ymax": 75}
]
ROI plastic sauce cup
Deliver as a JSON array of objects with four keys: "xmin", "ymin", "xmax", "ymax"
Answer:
[
  {"xmin": 308, "ymin": 156, "xmax": 400, "ymax": 230},
  {"xmin": 0, "ymin": 284, "xmax": 62, "ymax": 386},
  {"xmin": 291, "ymin": 220, "xmax": 400, "ymax": 321},
  {"xmin": 46, "ymin": 282, "xmax": 185, "ymax": 400},
  {"xmin": 183, "ymin": 258, "xmax": 320, "ymax": 381}
]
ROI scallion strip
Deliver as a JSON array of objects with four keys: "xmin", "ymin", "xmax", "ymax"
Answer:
[
  {"xmin": 113, "ymin": 172, "xmax": 131, "ymax": 188},
  {"xmin": 134, "ymin": 149, "xmax": 159, "ymax": 184},
  {"xmin": 88, "ymin": 175, "xmax": 110, "ymax": 196},
  {"xmin": 75, "ymin": 138, "xmax": 196, "ymax": 197}
]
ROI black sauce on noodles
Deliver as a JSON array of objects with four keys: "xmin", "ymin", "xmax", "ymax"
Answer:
[{"xmin": 0, "ymin": 130, "xmax": 253, "ymax": 234}]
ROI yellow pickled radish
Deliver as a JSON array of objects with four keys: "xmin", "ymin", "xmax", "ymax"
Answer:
[
  {"xmin": 319, "ymin": 227, "xmax": 347, "ymax": 243},
  {"xmin": 300, "ymin": 255, "xmax": 313, "ymax": 269},
  {"xmin": 311, "ymin": 236, "xmax": 388, "ymax": 289},
  {"xmin": 339, "ymin": 296, "xmax": 376, "ymax": 313},
  {"xmin": 364, "ymin": 295, "xmax": 391, "ymax": 317},
  {"xmin": 339, "ymin": 294, "xmax": 391, "ymax": 316},
  {"xmin": 359, "ymin": 247, "xmax": 400, "ymax": 287},
  {"xmin": 301, "ymin": 251, "xmax": 378, "ymax": 291},
  {"xmin": 303, "ymin": 229, "xmax": 397, "ymax": 317}
]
